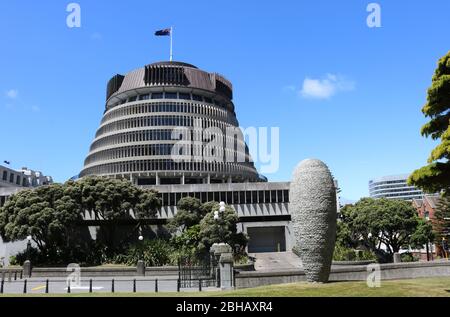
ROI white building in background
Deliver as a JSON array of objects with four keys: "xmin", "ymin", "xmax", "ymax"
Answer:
[
  {"xmin": 0, "ymin": 164, "xmax": 53, "ymax": 267},
  {"xmin": 369, "ymin": 174, "xmax": 424, "ymax": 201}
]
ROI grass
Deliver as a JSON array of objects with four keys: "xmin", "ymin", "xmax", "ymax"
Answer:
[{"xmin": 2, "ymin": 277, "xmax": 450, "ymax": 297}]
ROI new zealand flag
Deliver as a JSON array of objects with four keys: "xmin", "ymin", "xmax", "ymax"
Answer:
[{"xmin": 155, "ymin": 28, "xmax": 171, "ymax": 36}]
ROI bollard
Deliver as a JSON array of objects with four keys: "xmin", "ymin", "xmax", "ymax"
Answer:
[
  {"xmin": 45, "ymin": 279, "xmax": 49, "ymax": 294},
  {"xmin": 89, "ymin": 279, "xmax": 92, "ymax": 293},
  {"xmin": 67, "ymin": 282, "xmax": 71, "ymax": 294},
  {"xmin": 155, "ymin": 279, "xmax": 158, "ymax": 293},
  {"xmin": 199, "ymin": 279, "xmax": 202, "ymax": 292},
  {"xmin": 112, "ymin": 279, "xmax": 115, "ymax": 293},
  {"xmin": 14, "ymin": 271, "xmax": 17, "ymax": 281},
  {"xmin": 1, "ymin": 279, "xmax": 4, "ymax": 294},
  {"xmin": 177, "ymin": 279, "xmax": 180, "ymax": 292},
  {"xmin": 20, "ymin": 271, "xmax": 23, "ymax": 280},
  {"xmin": 23, "ymin": 279, "xmax": 27, "ymax": 294},
  {"xmin": 133, "ymin": 279, "xmax": 136, "ymax": 293}
]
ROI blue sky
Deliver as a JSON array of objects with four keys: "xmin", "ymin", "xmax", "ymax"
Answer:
[{"xmin": 0, "ymin": 0, "xmax": 449, "ymax": 201}]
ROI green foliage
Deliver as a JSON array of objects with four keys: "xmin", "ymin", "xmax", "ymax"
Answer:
[
  {"xmin": 0, "ymin": 177, "xmax": 161, "ymax": 265},
  {"xmin": 0, "ymin": 184, "xmax": 88, "ymax": 263},
  {"xmin": 338, "ymin": 198, "xmax": 434, "ymax": 263},
  {"xmin": 433, "ymin": 195, "xmax": 450, "ymax": 241},
  {"xmin": 409, "ymin": 51, "xmax": 450, "ymax": 193},
  {"xmin": 170, "ymin": 224, "xmax": 202, "ymax": 258},
  {"xmin": 167, "ymin": 197, "xmax": 205, "ymax": 232},
  {"xmin": 114, "ymin": 239, "xmax": 173, "ymax": 267},
  {"xmin": 400, "ymin": 252, "xmax": 419, "ymax": 263},
  {"xmin": 333, "ymin": 244, "xmax": 376, "ymax": 262},
  {"xmin": 198, "ymin": 202, "xmax": 248, "ymax": 254}
]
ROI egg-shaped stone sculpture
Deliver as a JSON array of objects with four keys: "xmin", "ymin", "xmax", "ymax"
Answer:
[{"xmin": 290, "ymin": 159, "xmax": 337, "ymax": 283}]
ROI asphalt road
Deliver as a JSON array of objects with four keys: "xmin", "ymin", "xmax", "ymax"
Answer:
[{"xmin": 0, "ymin": 276, "xmax": 216, "ymax": 294}]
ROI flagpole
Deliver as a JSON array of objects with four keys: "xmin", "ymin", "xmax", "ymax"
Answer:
[{"xmin": 170, "ymin": 26, "xmax": 173, "ymax": 61}]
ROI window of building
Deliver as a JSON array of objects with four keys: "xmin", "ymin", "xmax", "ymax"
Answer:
[
  {"xmin": 204, "ymin": 97, "xmax": 212, "ymax": 104},
  {"xmin": 151, "ymin": 93, "xmax": 163, "ymax": 99},
  {"xmin": 2, "ymin": 171, "xmax": 7, "ymax": 181},
  {"xmin": 9, "ymin": 173, "xmax": 14, "ymax": 183},
  {"xmin": 283, "ymin": 190, "xmax": 289, "ymax": 203},
  {"xmin": 165, "ymin": 92, "xmax": 177, "ymax": 99},
  {"xmin": 192, "ymin": 94, "xmax": 203, "ymax": 101},
  {"xmin": 265, "ymin": 191, "xmax": 271, "ymax": 203},
  {"xmin": 179, "ymin": 93, "xmax": 191, "ymax": 100},
  {"xmin": 139, "ymin": 94, "xmax": 150, "ymax": 100},
  {"xmin": 128, "ymin": 96, "xmax": 137, "ymax": 102},
  {"xmin": 16, "ymin": 175, "xmax": 20, "ymax": 185}
]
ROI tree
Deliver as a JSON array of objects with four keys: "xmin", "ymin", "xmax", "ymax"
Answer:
[
  {"xmin": 68, "ymin": 177, "xmax": 160, "ymax": 255},
  {"xmin": 198, "ymin": 202, "xmax": 247, "ymax": 254},
  {"xmin": 0, "ymin": 184, "xmax": 84, "ymax": 263},
  {"xmin": 338, "ymin": 198, "xmax": 434, "ymax": 262},
  {"xmin": 409, "ymin": 51, "xmax": 450, "ymax": 194},
  {"xmin": 433, "ymin": 195, "xmax": 450, "ymax": 241},
  {"xmin": 167, "ymin": 197, "xmax": 204, "ymax": 232}
]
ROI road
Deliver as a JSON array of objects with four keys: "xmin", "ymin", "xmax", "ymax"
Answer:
[{"xmin": 0, "ymin": 276, "xmax": 216, "ymax": 295}]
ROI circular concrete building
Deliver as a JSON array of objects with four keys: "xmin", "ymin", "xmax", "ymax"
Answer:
[{"xmin": 80, "ymin": 61, "xmax": 263, "ymax": 185}]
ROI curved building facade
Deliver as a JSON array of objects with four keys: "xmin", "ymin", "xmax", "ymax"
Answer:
[
  {"xmin": 369, "ymin": 174, "xmax": 424, "ymax": 201},
  {"xmin": 80, "ymin": 61, "xmax": 262, "ymax": 185}
]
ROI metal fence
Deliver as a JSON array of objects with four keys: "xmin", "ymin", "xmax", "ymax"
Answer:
[{"xmin": 0, "ymin": 276, "xmax": 213, "ymax": 295}]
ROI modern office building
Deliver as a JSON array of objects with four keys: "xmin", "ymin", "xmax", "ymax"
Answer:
[
  {"xmin": 81, "ymin": 61, "xmax": 338, "ymax": 253},
  {"xmin": 369, "ymin": 174, "xmax": 424, "ymax": 201}
]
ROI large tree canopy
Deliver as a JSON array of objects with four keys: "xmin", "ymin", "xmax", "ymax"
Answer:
[
  {"xmin": 0, "ymin": 184, "xmax": 83, "ymax": 260},
  {"xmin": 338, "ymin": 198, "xmax": 434, "ymax": 262},
  {"xmin": 409, "ymin": 51, "xmax": 450, "ymax": 194},
  {"xmin": 0, "ymin": 177, "xmax": 161, "ymax": 263}
]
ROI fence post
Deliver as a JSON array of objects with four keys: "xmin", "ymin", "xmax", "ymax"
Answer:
[
  {"xmin": 14, "ymin": 271, "xmax": 17, "ymax": 281},
  {"xmin": 46, "ymin": 279, "xmax": 49, "ymax": 294},
  {"xmin": 112, "ymin": 279, "xmax": 115, "ymax": 293},
  {"xmin": 1, "ymin": 279, "xmax": 4, "ymax": 294},
  {"xmin": 199, "ymin": 279, "xmax": 202, "ymax": 292},
  {"xmin": 155, "ymin": 279, "xmax": 158, "ymax": 293},
  {"xmin": 23, "ymin": 279, "xmax": 27, "ymax": 294},
  {"xmin": 20, "ymin": 270, "xmax": 23, "ymax": 280},
  {"xmin": 177, "ymin": 278, "xmax": 180, "ymax": 292},
  {"xmin": 133, "ymin": 279, "xmax": 136, "ymax": 293},
  {"xmin": 89, "ymin": 279, "xmax": 92, "ymax": 293},
  {"xmin": 67, "ymin": 281, "xmax": 71, "ymax": 294}
]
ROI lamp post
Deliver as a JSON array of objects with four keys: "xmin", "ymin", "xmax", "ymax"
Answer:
[
  {"xmin": 26, "ymin": 236, "xmax": 32, "ymax": 261},
  {"xmin": 138, "ymin": 235, "xmax": 144, "ymax": 262}
]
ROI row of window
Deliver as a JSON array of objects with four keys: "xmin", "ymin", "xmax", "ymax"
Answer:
[
  {"xmin": 371, "ymin": 189, "xmax": 424, "ymax": 196},
  {"xmin": 1, "ymin": 170, "xmax": 27, "ymax": 186},
  {"xmin": 369, "ymin": 180, "xmax": 409, "ymax": 186},
  {"xmin": 95, "ymin": 115, "xmax": 233, "ymax": 138},
  {"xmin": 81, "ymin": 159, "xmax": 258, "ymax": 178},
  {"xmin": 112, "ymin": 92, "xmax": 228, "ymax": 108},
  {"xmin": 89, "ymin": 128, "xmax": 248, "ymax": 153},
  {"xmin": 85, "ymin": 143, "xmax": 252, "ymax": 166},
  {"xmin": 160, "ymin": 189, "xmax": 290, "ymax": 206},
  {"xmin": 103, "ymin": 102, "xmax": 233, "ymax": 126}
]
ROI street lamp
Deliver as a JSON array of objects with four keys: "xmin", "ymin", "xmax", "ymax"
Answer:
[
  {"xmin": 138, "ymin": 235, "xmax": 144, "ymax": 262},
  {"xmin": 26, "ymin": 236, "xmax": 32, "ymax": 261}
]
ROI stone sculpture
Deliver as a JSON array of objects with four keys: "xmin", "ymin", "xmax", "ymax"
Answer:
[{"xmin": 290, "ymin": 159, "xmax": 337, "ymax": 283}]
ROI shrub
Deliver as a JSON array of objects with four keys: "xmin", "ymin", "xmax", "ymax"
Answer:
[{"xmin": 400, "ymin": 252, "xmax": 419, "ymax": 263}]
